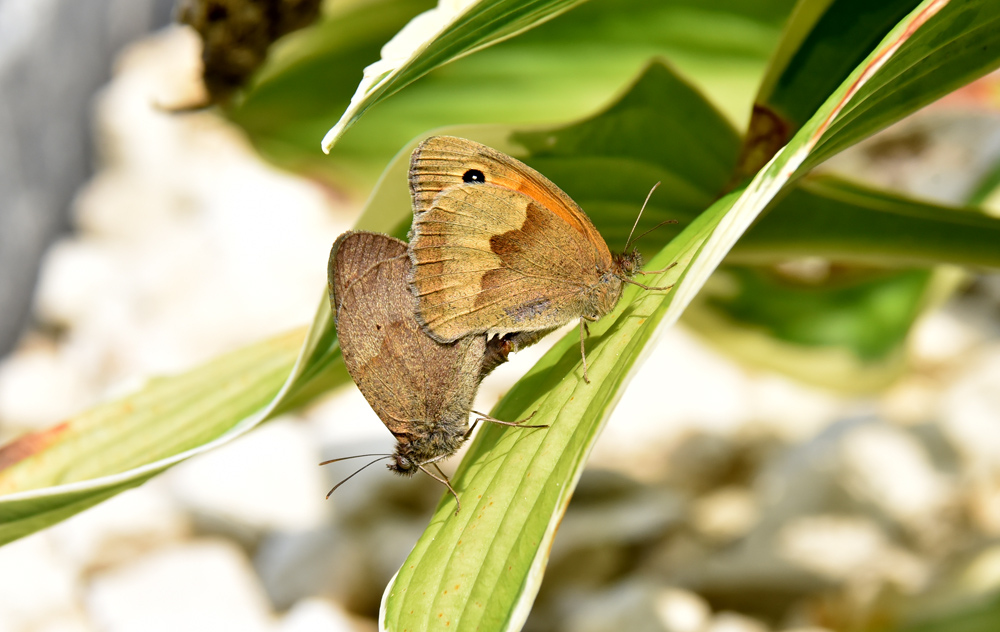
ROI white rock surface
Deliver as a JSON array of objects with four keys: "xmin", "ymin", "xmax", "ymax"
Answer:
[
  {"xmin": 654, "ymin": 588, "xmax": 711, "ymax": 632},
  {"xmin": 562, "ymin": 579, "xmax": 682, "ymax": 632},
  {"xmin": 839, "ymin": 424, "xmax": 953, "ymax": 530},
  {"xmin": 0, "ymin": 532, "xmax": 84, "ymax": 632},
  {"xmin": 705, "ymin": 612, "xmax": 769, "ymax": 632},
  {"xmin": 273, "ymin": 598, "xmax": 362, "ymax": 632},
  {"xmin": 591, "ymin": 327, "xmax": 840, "ymax": 482},
  {"xmin": 48, "ymin": 480, "xmax": 189, "ymax": 571},
  {"xmin": 30, "ymin": 26, "xmax": 349, "ymax": 398},
  {"xmin": 0, "ymin": 336, "xmax": 96, "ymax": 433},
  {"xmin": 777, "ymin": 515, "xmax": 928, "ymax": 592},
  {"xmin": 691, "ymin": 487, "xmax": 759, "ymax": 542},
  {"xmin": 941, "ymin": 346, "xmax": 1000, "ymax": 465},
  {"xmin": 86, "ymin": 540, "xmax": 273, "ymax": 632},
  {"xmin": 167, "ymin": 418, "xmax": 329, "ymax": 532}
]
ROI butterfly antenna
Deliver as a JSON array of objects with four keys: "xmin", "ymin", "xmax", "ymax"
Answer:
[
  {"xmin": 323, "ymin": 455, "xmax": 392, "ymax": 499},
  {"xmin": 624, "ymin": 181, "xmax": 661, "ymax": 252},
  {"xmin": 319, "ymin": 453, "xmax": 392, "ymax": 466},
  {"xmin": 632, "ymin": 218, "xmax": 679, "ymax": 245}
]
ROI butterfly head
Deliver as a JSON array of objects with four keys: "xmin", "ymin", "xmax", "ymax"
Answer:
[
  {"xmin": 388, "ymin": 424, "xmax": 467, "ymax": 476},
  {"xmin": 388, "ymin": 452, "xmax": 418, "ymax": 476},
  {"xmin": 613, "ymin": 249, "xmax": 644, "ymax": 280}
]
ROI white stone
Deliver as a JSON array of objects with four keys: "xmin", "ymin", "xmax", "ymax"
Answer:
[
  {"xmin": 25, "ymin": 26, "xmax": 351, "ymax": 402},
  {"xmin": 778, "ymin": 515, "xmax": 888, "ymax": 580},
  {"xmin": 941, "ymin": 347, "xmax": 1000, "ymax": 465},
  {"xmin": 0, "ymin": 337, "xmax": 95, "ymax": 431},
  {"xmin": 273, "ymin": 598, "xmax": 360, "ymax": 632},
  {"xmin": 879, "ymin": 376, "xmax": 940, "ymax": 426},
  {"xmin": 706, "ymin": 612, "xmax": 769, "ymax": 632},
  {"xmin": 777, "ymin": 515, "xmax": 928, "ymax": 591},
  {"xmin": 562, "ymin": 580, "xmax": 683, "ymax": 632},
  {"xmin": 167, "ymin": 418, "xmax": 329, "ymax": 532},
  {"xmin": 908, "ymin": 308, "xmax": 979, "ymax": 366},
  {"xmin": 86, "ymin": 539, "xmax": 273, "ymax": 632},
  {"xmin": 48, "ymin": 480, "xmax": 189, "ymax": 570},
  {"xmin": 32, "ymin": 614, "xmax": 94, "ymax": 632},
  {"xmin": 589, "ymin": 326, "xmax": 840, "ymax": 482},
  {"xmin": 691, "ymin": 487, "xmax": 759, "ymax": 542},
  {"xmin": 0, "ymin": 532, "xmax": 84, "ymax": 631},
  {"xmin": 305, "ymin": 387, "xmax": 396, "ymax": 449},
  {"xmin": 654, "ymin": 588, "xmax": 711, "ymax": 632},
  {"xmin": 591, "ymin": 327, "xmax": 754, "ymax": 480},
  {"xmin": 839, "ymin": 425, "xmax": 953, "ymax": 528}
]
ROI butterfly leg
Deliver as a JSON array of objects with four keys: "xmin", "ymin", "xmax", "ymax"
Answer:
[
  {"xmin": 579, "ymin": 318, "xmax": 592, "ymax": 384},
  {"xmin": 472, "ymin": 409, "xmax": 547, "ymax": 429},
  {"xmin": 463, "ymin": 417, "xmax": 481, "ymax": 440},
  {"xmin": 623, "ymin": 278, "xmax": 675, "ymax": 292},
  {"xmin": 637, "ymin": 261, "xmax": 677, "ymax": 276},
  {"xmin": 418, "ymin": 461, "xmax": 461, "ymax": 514}
]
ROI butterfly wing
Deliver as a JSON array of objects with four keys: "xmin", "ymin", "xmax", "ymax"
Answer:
[
  {"xmin": 408, "ymin": 136, "xmax": 613, "ymax": 341},
  {"xmin": 330, "ymin": 231, "xmax": 486, "ymax": 440},
  {"xmin": 409, "ymin": 136, "xmax": 610, "ymax": 257}
]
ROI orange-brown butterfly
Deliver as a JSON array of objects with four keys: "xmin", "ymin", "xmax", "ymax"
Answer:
[
  {"xmin": 407, "ymin": 136, "xmax": 674, "ymax": 382},
  {"xmin": 326, "ymin": 231, "xmax": 545, "ymax": 512}
]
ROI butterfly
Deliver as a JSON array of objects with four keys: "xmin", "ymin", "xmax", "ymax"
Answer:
[
  {"xmin": 327, "ymin": 230, "xmax": 545, "ymax": 512},
  {"xmin": 407, "ymin": 136, "xmax": 674, "ymax": 382}
]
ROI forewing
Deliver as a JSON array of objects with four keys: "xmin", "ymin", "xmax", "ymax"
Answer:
[
  {"xmin": 409, "ymin": 184, "xmax": 597, "ymax": 340},
  {"xmin": 409, "ymin": 136, "xmax": 611, "ymax": 263},
  {"xmin": 330, "ymin": 231, "xmax": 484, "ymax": 437}
]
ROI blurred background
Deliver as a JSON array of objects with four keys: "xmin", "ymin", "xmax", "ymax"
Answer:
[{"xmin": 2, "ymin": 1, "xmax": 1000, "ymax": 631}]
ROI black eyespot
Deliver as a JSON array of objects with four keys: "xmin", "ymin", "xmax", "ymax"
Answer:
[{"xmin": 462, "ymin": 169, "xmax": 486, "ymax": 183}]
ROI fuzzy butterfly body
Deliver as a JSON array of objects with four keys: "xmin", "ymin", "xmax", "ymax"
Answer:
[{"xmin": 407, "ymin": 136, "xmax": 648, "ymax": 353}]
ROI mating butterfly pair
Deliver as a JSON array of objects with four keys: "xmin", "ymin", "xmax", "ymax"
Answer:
[{"xmin": 326, "ymin": 136, "xmax": 672, "ymax": 511}]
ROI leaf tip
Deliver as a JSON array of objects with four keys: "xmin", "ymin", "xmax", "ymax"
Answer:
[{"xmin": 321, "ymin": 124, "xmax": 342, "ymax": 154}]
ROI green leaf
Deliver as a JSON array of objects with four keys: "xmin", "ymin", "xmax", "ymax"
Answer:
[
  {"xmin": 968, "ymin": 152, "xmax": 1000, "ymax": 208},
  {"xmin": 232, "ymin": 0, "xmax": 791, "ymax": 193},
  {"xmin": 228, "ymin": 0, "xmax": 437, "ymax": 191},
  {"xmin": 735, "ymin": 175, "xmax": 1000, "ymax": 268},
  {"xmin": 0, "ymin": 298, "xmax": 348, "ymax": 545},
  {"xmin": 738, "ymin": 0, "xmax": 921, "ymax": 176},
  {"xmin": 885, "ymin": 590, "xmax": 1000, "ymax": 632},
  {"xmin": 381, "ymin": 2, "xmax": 1000, "ymax": 629},
  {"xmin": 705, "ymin": 266, "xmax": 933, "ymax": 361},
  {"xmin": 670, "ymin": 0, "xmax": 999, "ymax": 331},
  {"xmin": 381, "ymin": 192, "xmax": 737, "ymax": 632},
  {"xmin": 319, "ymin": 0, "xmax": 591, "ymax": 152},
  {"xmin": 690, "ymin": 174, "xmax": 1000, "ymax": 388},
  {"xmin": 803, "ymin": 0, "xmax": 1000, "ymax": 171},
  {"xmin": 375, "ymin": 58, "xmax": 737, "ymax": 631}
]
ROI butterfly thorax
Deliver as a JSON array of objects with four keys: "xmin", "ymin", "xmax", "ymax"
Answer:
[
  {"xmin": 580, "ymin": 270, "xmax": 622, "ymax": 321},
  {"xmin": 388, "ymin": 420, "xmax": 468, "ymax": 476},
  {"xmin": 580, "ymin": 250, "xmax": 643, "ymax": 320}
]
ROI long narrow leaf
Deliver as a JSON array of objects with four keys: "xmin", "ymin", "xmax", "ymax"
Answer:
[
  {"xmin": 320, "ymin": 0, "xmax": 589, "ymax": 152},
  {"xmin": 0, "ymin": 298, "xmax": 346, "ymax": 545},
  {"xmin": 381, "ymin": 2, "xmax": 1000, "ymax": 630}
]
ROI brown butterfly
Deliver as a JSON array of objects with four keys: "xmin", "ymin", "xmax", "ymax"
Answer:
[
  {"xmin": 407, "ymin": 136, "xmax": 674, "ymax": 382},
  {"xmin": 327, "ymin": 231, "xmax": 545, "ymax": 512}
]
